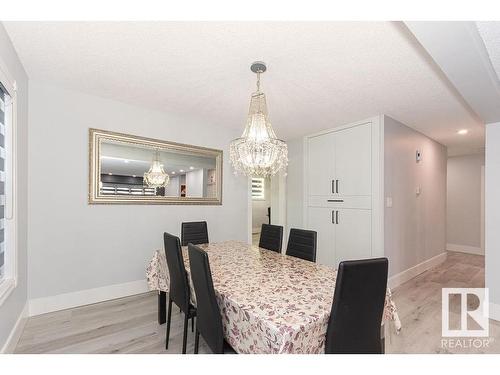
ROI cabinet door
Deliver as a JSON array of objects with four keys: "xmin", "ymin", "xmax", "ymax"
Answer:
[
  {"xmin": 334, "ymin": 123, "xmax": 372, "ymax": 196},
  {"xmin": 307, "ymin": 133, "xmax": 335, "ymax": 196},
  {"xmin": 307, "ymin": 207, "xmax": 335, "ymax": 267},
  {"xmin": 334, "ymin": 208, "xmax": 372, "ymax": 266}
]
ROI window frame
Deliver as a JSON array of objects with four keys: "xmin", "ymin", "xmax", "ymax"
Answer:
[{"xmin": 0, "ymin": 62, "xmax": 18, "ymax": 307}]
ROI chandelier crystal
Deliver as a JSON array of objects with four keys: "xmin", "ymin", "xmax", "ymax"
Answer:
[
  {"xmin": 143, "ymin": 149, "xmax": 170, "ymax": 188},
  {"xmin": 230, "ymin": 62, "xmax": 288, "ymax": 177}
]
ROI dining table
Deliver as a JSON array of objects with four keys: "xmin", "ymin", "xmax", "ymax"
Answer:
[{"xmin": 146, "ymin": 240, "xmax": 401, "ymax": 354}]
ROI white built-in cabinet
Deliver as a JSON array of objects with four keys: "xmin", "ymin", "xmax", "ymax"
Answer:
[{"xmin": 304, "ymin": 118, "xmax": 382, "ymax": 268}]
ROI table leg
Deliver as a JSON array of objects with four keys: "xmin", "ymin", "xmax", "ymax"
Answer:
[{"xmin": 158, "ymin": 291, "xmax": 166, "ymax": 325}]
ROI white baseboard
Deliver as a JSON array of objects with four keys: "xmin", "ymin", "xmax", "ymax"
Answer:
[
  {"xmin": 29, "ymin": 279, "xmax": 149, "ymax": 317},
  {"xmin": 447, "ymin": 243, "xmax": 484, "ymax": 256},
  {"xmin": 1, "ymin": 302, "xmax": 28, "ymax": 353},
  {"xmin": 388, "ymin": 252, "xmax": 447, "ymax": 289},
  {"xmin": 490, "ymin": 303, "xmax": 500, "ymax": 322}
]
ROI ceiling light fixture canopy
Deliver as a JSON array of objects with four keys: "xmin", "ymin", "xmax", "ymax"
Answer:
[
  {"xmin": 143, "ymin": 149, "xmax": 170, "ymax": 188},
  {"xmin": 229, "ymin": 61, "xmax": 288, "ymax": 177}
]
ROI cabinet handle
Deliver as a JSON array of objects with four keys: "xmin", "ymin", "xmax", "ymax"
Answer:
[
  {"xmin": 336, "ymin": 180, "xmax": 339, "ymax": 194},
  {"xmin": 327, "ymin": 199, "xmax": 344, "ymax": 202},
  {"xmin": 331, "ymin": 180, "xmax": 335, "ymax": 194},
  {"xmin": 336, "ymin": 210, "xmax": 339, "ymax": 224},
  {"xmin": 331, "ymin": 210, "xmax": 335, "ymax": 224}
]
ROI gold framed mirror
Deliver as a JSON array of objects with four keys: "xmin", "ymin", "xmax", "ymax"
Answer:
[{"xmin": 89, "ymin": 128, "xmax": 222, "ymax": 205}]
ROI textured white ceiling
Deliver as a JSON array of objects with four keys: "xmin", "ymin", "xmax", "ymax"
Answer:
[
  {"xmin": 476, "ymin": 21, "xmax": 500, "ymax": 84},
  {"xmin": 3, "ymin": 21, "xmax": 484, "ymax": 153}
]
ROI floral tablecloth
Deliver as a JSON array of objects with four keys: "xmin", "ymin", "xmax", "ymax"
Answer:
[{"xmin": 146, "ymin": 240, "xmax": 401, "ymax": 354}]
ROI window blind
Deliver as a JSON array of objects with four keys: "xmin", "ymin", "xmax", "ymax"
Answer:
[
  {"xmin": 251, "ymin": 178, "xmax": 265, "ymax": 200},
  {"xmin": 0, "ymin": 83, "xmax": 7, "ymax": 280}
]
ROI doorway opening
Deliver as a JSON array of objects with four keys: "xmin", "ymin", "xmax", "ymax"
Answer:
[
  {"xmin": 251, "ymin": 177, "xmax": 270, "ymax": 246},
  {"xmin": 248, "ymin": 173, "xmax": 287, "ymax": 247}
]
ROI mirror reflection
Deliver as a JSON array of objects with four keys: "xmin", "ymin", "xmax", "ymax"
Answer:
[
  {"xmin": 99, "ymin": 141, "xmax": 218, "ymax": 198},
  {"xmin": 89, "ymin": 128, "xmax": 222, "ymax": 205}
]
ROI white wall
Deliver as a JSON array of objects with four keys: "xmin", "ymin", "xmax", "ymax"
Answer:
[
  {"xmin": 485, "ymin": 122, "xmax": 500, "ymax": 320},
  {"xmin": 28, "ymin": 82, "xmax": 248, "ymax": 303},
  {"xmin": 270, "ymin": 172, "xmax": 287, "ymax": 230},
  {"xmin": 447, "ymin": 153, "xmax": 485, "ymax": 253},
  {"xmin": 384, "ymin": 116, "xmax": 447, "ymax": 277},
  {"xmin": 0, "ymin": 25, "xmax": 29, "ymax": 351},
  {"xmin": 285, "ymin": 138, "xmax": 304, "ymax": 236}
]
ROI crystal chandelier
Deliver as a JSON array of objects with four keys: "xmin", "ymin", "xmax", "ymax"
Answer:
[
  {"xmin": 230, "ymin": 62, "xmax": 288, "ymax": 177},
  {"xmin": 143, "ymin": 149, "xmax": 170, "ymax": 188}
]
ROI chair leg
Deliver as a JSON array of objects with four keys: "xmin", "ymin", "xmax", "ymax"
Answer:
[
  {"xmin": 182, "ymin": 313, "xmax": 189, "ymax": 354},
  {"xmin": 165, "ymin": 298, "xmax": 173, "ymax": 350},
  {"xmin": 158, "ymin": 291, "xmax": 166, "ymax": 325},
  {"xmin": 380, "ymin": 324, "xmax": 385, "ymax": 354},
  {"xmin": 191, "ymin": 316, "xmax": 194, "ymax": 332},
  {"xmin": 194, "ymin": 329, "xmax": 200, "ymax": 354}
]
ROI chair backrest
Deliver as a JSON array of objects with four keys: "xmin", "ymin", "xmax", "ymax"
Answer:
[
  {"xmin": 258, "ymin": 224, "xmax": 283, "ymax": 253},
  {"xmin": 188, "ymin": 244, "xmax": 225, "ymax": 354},
  {"xmin": 181, "ymin": 221, "xmax": 209, "ymax": 246},
  {"xmin": 285, "ymin": 228, "xmax": 317, "ymax": 262},
  {"xmin": 325, "ymin": 258, "xmax": 388, "ymax": 354},
  {"xmin": 163, "ymin": 232, "xmax": 191, "ymax": 312}
]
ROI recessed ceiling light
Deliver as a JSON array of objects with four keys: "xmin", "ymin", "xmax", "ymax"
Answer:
[
  {"xmin": 180, "ymin": 169, "xmax": 185, "ymax": 173},
  {"xmin": 457, "ymin": 129, "xmax": 469, "ymax": 135},
  {"xmin": 124, "ymin": 160, "xmax": 129, "ymax": 163},
  {"xmin": 108, "ymin": 173, "xmax": 113, "ymax": 175},
  {"xmin": 189, "ymin": 166, "xmax": 194, "ymax": 170},
  {"xmin": 172, "ymin": 171, "xmax": 176, "ymax": 174},
  {"xmin": 132, "ymin": 175, "xmax": 136, "ymax": 178}
]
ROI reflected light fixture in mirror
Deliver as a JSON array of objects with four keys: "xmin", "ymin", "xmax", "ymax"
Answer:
[{"xmin": 143, "ymin": 149, "xmax": 170, "ymax": 188}]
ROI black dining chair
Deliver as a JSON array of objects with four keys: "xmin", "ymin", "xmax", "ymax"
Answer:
[
  {"xmin": 181, "ymin": 221, "xmax": 209, "ymax": 246},
  {"xmin": 188, "ymin": 244, "xmax": 236, "ymax": 354},
  {"xmin": 163, "ymin": 232, "xmax": 197, "ymax": 354},
  {"xmin": 258, "ymin": 223, "xmax": 283, "ymax": 253},
  {"xmin": 325, "ymin": 258, "xmax": 389, "ymax": 354},
  {"xmin": 285, "ymin": 228, "xmax": 317, "ymax": 262}
]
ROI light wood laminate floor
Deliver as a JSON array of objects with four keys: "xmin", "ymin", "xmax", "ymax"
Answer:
[{"xmin": 15, "ymin": 251, "xmax": 500, "ymax": 354}]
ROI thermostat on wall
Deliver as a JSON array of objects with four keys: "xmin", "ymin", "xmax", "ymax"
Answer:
[{"xmin": 416, "ymin": 150, "xmax": 422, "ymax": 162}]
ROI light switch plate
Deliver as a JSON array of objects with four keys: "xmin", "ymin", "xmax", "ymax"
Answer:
[{"xmin": 416, "ymin": 149, "xmax": 422, "ymax": 162}]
